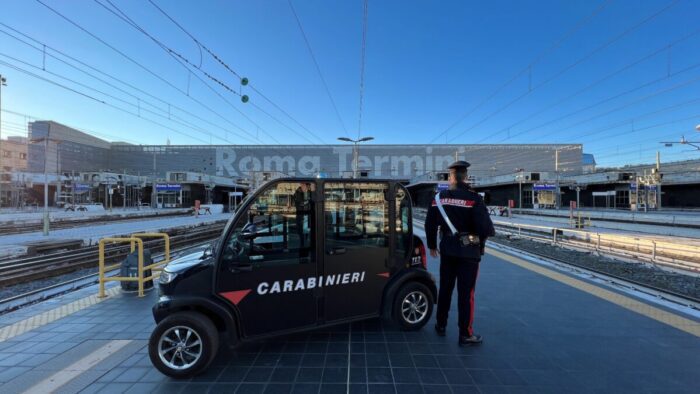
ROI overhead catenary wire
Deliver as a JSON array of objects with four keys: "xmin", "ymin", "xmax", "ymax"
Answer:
[
  {"xmin": 492, "ymin": 26, "xmax": 700, "ymax": 144},
  {"xmin": 445, "ymin": 0, "xmax": 681, "ymax": 144},
  {"xmin": 552, "ymin": 82, "xmax": 700, "ymax": 141},
  {"xmin": 33, "ymin": 0, "xmax": 303, "ymax": 150},
  {"xmin": 28, "ymin": 1, "xmax": 306, "ymax": 164},
  {"xmin": 0, "ymin": 58, "xmax": 213, "ymax": 144},
  {"xmin": 95, "ymin": 0, "xmax": 323, "ymax": 146},
  {"xmin": 0, "ymin": 22, "xmax": 259, "ymax": 145},
  {"xmin": 144, "ymin": 0, "xmax": 327, "ymax": 144},
  {"xmin": 91, "ymin": 0, "xmax": 318, "ymax": 147},
  {"xmin": 2, "ymin": 108, "xmax": 140, "ymax": 143},
  {"xmin": 0, "ymin": 47, "xmax": 248, "ymax": 145},
  {"xmin": 287, "ymin": 0, "xmax": 349, "ymax": 138},
  {"xmin": 357, "ymin": 0, "xmax": 368, "ymax": 140},
  {"xmin": 429, "ymin": 0, "xmax": 614, "ymax": 144}
]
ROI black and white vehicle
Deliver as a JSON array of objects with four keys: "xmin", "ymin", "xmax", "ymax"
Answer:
[{"xmin": 149, "ymin": 178, "xmax": 435, "ymax": 378}]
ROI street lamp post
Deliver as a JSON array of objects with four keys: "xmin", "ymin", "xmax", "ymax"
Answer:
[{"xmin": 337, "ymin": 136, "xmax": 374, "ymax": 178}]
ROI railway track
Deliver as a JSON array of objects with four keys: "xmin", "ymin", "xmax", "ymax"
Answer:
[
  {"xmin": 0, "ymin": 222, "xmax": 227, "ymax": 288},
  {"xmin": 412, "ymin": 216, "xmax": 700, "ymax": 308},
  {"xmin": 0, "ymin": 210, "xmax": 191, "ymax": 235},
  {"xmin": 490, "ymin": 241, "xmax": 700, "ymax": 308}
]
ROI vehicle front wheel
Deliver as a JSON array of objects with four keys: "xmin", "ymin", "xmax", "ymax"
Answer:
[
  {"xmin": 393, "ymin": 282, "xmax": 433, "ymax": 330},
  {"xmin": 148, "ymin": 311, "xmax": 219, "ymax": 378}
]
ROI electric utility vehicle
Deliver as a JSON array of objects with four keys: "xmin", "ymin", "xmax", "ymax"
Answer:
[{"xmin": 149, "ymin": 179, "xmax": 435, "ymax": 378}]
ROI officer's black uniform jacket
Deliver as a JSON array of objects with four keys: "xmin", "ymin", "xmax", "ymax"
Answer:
[{"xmin": 425, "ymin": 182, "xmax": 495, "ymax": 254}]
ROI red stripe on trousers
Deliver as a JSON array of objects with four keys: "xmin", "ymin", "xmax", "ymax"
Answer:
[{"xmin": 467, "ymin": 265, "xmax": 480, "ymax": 337}]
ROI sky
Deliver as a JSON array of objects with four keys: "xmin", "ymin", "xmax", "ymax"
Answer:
[{"xmin": 1, "ymin": 0, "xmax": 700, "ymax": 167}]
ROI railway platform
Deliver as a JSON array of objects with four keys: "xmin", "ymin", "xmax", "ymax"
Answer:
[{"xmin": 0, "ymin": 245, "xmax": 699, "ymax": 393}]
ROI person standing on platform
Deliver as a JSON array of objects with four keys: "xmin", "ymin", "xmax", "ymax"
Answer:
[{"xmin": 425, "ymin": 161, "xmax": 495, "ymax": 345}]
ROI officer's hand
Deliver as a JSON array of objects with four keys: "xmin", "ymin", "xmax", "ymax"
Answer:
[{"xmin": 429, "ymin": 249, "xmax": 439, "ymax": 258}]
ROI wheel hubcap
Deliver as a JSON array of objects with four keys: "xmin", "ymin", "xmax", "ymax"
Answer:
[
  {"xmin": 158, "ymin": 326, "xmax": 203, "ymax": 370},
  {"xmin": 401, "ymin": 291, "xmax": 428, "ymax": 324}
]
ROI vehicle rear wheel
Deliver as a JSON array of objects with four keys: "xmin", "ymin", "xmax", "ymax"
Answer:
[
  {"xmin": 393, "ymin": 282, "xmax": 433, "ymax": 330},
  {"xmin": 148, "ymin": 311, "xmax": 219, "ymax": 378}
]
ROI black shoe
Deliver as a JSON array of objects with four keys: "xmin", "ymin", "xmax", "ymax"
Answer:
[
  {"xmin": 434, "ymin": 324, "xmax": 446, "ymax": 337},
  {"xmin": 458, "ymin": 334, "xmax": 483, "ymax": 346}
]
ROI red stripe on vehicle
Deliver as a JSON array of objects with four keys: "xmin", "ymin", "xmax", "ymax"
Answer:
[
  {"xmin": 377, "ymin": 272, "xmax": 390, "ymax": 278},
  {"xmin": 220, "ymin": 289, "xmax": 252, "ymax": 305}
]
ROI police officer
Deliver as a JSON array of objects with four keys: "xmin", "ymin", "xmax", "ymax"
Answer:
[{"xmin": 425, "ymin": 161, "xmax": 495, "ymax": 345}]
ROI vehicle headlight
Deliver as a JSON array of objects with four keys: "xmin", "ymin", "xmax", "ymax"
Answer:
[{"xmin": 159, "ymin": 271, "xmax": 178, "ymax": 284}]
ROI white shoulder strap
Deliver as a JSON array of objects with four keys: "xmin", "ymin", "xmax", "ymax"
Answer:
[{"xmin": 435, "ymin": 193, "xmax": 457, "ymax": 235}]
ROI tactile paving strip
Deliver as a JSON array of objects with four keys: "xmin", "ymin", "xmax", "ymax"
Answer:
[{"xmin": 0, "ymin": 287, "xmax": 121, "ymax": 342}]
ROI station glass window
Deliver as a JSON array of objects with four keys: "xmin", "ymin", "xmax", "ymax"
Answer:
[
  {"xmin": 395, "ymin": 185, "xmax": 411, "ymax": 258},
  {"xmin": 222, "ymin": 181, "xmax": 315, "ymax": 268},
  {"xmin": 615, "ymin": 190, "xmax": 629, "ymax": 208},
  {"xmin": 523, "ymin": 190, "xmax": 533, "ymax": 207},
  {"xmin": 324, "ymin": 182, "xmax": 389, "ymax": 250}
]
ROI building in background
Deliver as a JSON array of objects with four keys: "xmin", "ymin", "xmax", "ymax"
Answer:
[
  {"xmin": 1, "ymin": 136, "xmax": 28, "ymax": 206},
  {"xmin": 27, "ymin": 121, "xmax": 585, "ymax": 179}
]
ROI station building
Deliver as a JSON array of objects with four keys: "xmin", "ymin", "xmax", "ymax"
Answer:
[
  {"xmin": 12, "ymin": 120, "xmax": 582, "ymax": 209},
  {"xmin": 2, "ymin": 119, "xmax": 697, "ymax": 210}
]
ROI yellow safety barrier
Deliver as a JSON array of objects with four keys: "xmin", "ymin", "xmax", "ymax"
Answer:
[
  {"xmin": 569, "ymin": 212, "xmax": 592, "ymax": 229},
  {"xmin": 131, "ymin": 232, "xmax": 171, "ymax": 269},
  {"xmin": 98, "ymin": 232, "xmax": 171, "ymax": 298}
]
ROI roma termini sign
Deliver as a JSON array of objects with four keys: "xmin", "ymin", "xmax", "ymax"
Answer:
[{"xmin": 212, "ymin": 145, "xmax": 582, "ymax": 178}]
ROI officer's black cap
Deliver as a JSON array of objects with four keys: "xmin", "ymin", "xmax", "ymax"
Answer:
[{"xmin": 447, "ymin": 160, "xmax": 471, "ymax": 170}]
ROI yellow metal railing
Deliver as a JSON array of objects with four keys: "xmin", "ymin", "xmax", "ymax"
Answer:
[
  {"xmin": 569, "ymin": 212, "xmax": 592, "ymax": 229},
  {"xmin": 98, "ymin": 232, "xmax": 171, "ymax": 298}
]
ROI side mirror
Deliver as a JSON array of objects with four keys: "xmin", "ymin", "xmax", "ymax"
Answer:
[
  {"xmin": 203, "ymin": 238, "xmax": 220, "ymax": 259},
  {"xmin": 241, "ymin": 222, "xmax": 258, "ymax": 240}
]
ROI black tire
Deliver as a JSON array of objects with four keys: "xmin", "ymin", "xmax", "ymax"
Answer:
[
  {"xmin": 393, "ymin": 282, "xmax": 433, "ymax": 330},
  {"xmin": 148, "ymin": 311, "xmax": 220, "ymax": 378}
]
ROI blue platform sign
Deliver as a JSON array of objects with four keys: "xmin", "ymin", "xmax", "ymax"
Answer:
[
  {"xmin": 156, "ymin": 183, "xmax": 182, "ymax": 192},
  {"xmin": 533, "ymin": 184, "xmax": 556, "ymax": 191},
  {"xmin": 437, "ymin": 183, "xmax": 449, "ymax": 191},
  {"xmin": 75, "ymin": 183, "xmax": 90, "ymax": 192},
  {"xmin": 629, "ymin": 182, "xmax": 638, "ymax": 190}
]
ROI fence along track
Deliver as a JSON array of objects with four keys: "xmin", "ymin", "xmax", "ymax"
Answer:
[
  {"xmin": 413, "ymin": 207, "xmax": 700, "ymax": 275},
  {"xmin": 493, "ymin": 220, "xmax": 700, "ymax": 274},
  {"xmin": 0, "ymin": 223, "xmax": 226, "ymax": 287}
]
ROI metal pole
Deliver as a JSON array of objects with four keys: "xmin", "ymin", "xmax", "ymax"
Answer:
[
  {"xmin": 353, "ymin": 141, "xmax": 358, "ymax": 179},
  {"xmin": 0, "ymin": 75, "xmax": 4, "ymax": 209},
  {"xmin": 43, "ymin": 124, "xmax": 50, "ymax": 235},
  {"xmin": 656, "ymin": 151, "xmax": 662, "ymax": 210},
  {"xmin": 123, "ymin": 169, "xmax": 127, "ymax": 210},
  {"xmin": 576, "ymin": 187, "xmax": 580, "ymax": 210},
  {"xmin": 71, "ymin": 170, "xmax": 75, "ymax": 206},
  {"xmin": 518, "ymin": 170, "xmax": 523, "ymax": 209},
  {"xmin": 56, "ymin": 142, "xmax": 61, "ymax": 205},
  {"xmin": 555, "ymin": 149, "xmax": 560, "ymax": 210}
]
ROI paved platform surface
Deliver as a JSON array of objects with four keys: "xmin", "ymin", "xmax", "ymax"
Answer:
[{"xmin": 0, "ymin": 243, "xmax": 699, "ymax": 393}]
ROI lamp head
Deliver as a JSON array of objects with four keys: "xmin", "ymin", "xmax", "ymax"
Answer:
[{"xmin": 337, "ymin": 137, "xmax": 353, "ymax": 142}]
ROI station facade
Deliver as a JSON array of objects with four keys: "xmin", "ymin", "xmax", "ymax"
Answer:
[
  {"xmin": 27, "ymin": 121, "xmax": 584, "ymax": 179},
  {"xmin": 9, "ymin": 119, "xmax": 697, "ymax": 210}
]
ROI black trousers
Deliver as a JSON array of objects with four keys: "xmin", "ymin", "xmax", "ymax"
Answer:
[{"xmin": 436, "ymin": 255, "xmax": 480, "ymax": 336}]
